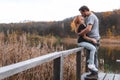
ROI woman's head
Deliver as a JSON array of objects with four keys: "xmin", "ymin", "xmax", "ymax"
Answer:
[
  {"xmin": 71, "ymin": 15, "xmax": 84, "ymax": 32},
  {"xmin": 75, "ymin": 15, "xmax": 84, "ymax": 24}
]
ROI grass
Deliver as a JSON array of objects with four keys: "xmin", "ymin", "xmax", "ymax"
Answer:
[{"xmin": 0, "ymin": 32, "xmax": 85, "ymax": 80}]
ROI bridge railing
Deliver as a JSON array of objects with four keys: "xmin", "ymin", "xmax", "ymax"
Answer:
[{"xmin": 0, "ymin": 47, "xmax": 84, "ymax": 80}]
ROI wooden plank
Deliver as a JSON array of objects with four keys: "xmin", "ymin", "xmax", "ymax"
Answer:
[
  {"xmin": 113, "ymin": 74, "xmax": 120, "ymax": 80},
  {"xmin": 82, "ymin": 72, "xmax": 120, "ymax": 80},
  {"xmin": 104, "ymin": 73, "xmax": 114, "ymax": 80},
  {"xmin": 116, "ymin": 60, "xmax": 120, "ymax": 62},
  {"xmin": 98, "ymin": 72, "xmax": 106, "ymax": 80},
  {"xmin": 0, "ymin": 47, "xmax": 83, "ymax": 80},
  {"xmin": 81, "ymin": 72, "xmax": 91, "ymax": 80}
]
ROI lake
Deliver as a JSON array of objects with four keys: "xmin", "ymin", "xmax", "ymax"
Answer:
[
  {"xmin": 98, "ymin": 44, "xmax": 120, "ymax": 73},
  {"xmin": 63, "ymin": 42, "xmax": 120, "ymax": 74}
]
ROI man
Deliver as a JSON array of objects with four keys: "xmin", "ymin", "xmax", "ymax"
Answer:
[{"xmin": 79, "ymin": 5, "xmax": 100, "ymax": 79}]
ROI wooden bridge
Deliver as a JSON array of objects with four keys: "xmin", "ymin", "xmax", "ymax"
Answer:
[
  {"xmin": 0, "ymin": 47, "xmax": 120, "ymax": 80},
  {"xmin": 82, "ymin": 72, "xmax": 120, "ymax": 80}
]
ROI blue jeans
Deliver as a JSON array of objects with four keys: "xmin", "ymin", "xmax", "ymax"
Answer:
[{"xmin": 78, "ymin": 42, "xmax": 97, "ymax": 64}]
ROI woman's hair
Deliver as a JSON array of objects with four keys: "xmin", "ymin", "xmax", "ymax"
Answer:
[{"xmin": 71, "ymin": 15, "xmax": 83, "ymax": 33}]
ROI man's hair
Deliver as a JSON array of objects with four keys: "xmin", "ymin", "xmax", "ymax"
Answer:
[{"xmin": 79, "ymin": 5, "xmax": 89, "ymax": 12}]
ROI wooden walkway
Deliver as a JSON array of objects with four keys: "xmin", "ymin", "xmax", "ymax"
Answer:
[{"xmin": 81, "ymin": 72, "xmax": 120, "ymax": 80}]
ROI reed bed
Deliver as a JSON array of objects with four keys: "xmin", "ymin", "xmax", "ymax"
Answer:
[{"xmin": 0, "ymin": 32, "xmax": 85, "ymax": 80}]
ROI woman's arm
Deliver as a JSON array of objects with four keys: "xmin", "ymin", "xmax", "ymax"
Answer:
[
  {"xmin": 78, "ymin": 24, "xmax": 92, "ymax": 36},
  {"xmin": 83, "ymin": 35, "xmax": 97, "ymax": 44}
]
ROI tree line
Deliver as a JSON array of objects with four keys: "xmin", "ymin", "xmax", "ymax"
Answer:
[{"xmin": 0, "ymin": 9, "xmax": 120, "ymax": 38}]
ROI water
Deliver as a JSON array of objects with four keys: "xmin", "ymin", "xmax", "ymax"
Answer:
[
  {"xmin": 98, "ymin": 45, "xmax": 120, "ymax": 73},
  {"xmin": 63, "ymin": 42, "xmax": 120, "ymax": 74}
]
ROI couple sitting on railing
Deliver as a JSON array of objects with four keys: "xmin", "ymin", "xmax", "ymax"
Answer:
[{"xmin": 71, "ymin": 5, "xmax": 100, "ymax": 79}]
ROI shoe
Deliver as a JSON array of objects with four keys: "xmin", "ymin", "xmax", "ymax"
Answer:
[
  {"xmin": 88, "ymin": 64, "xmax": 98, "ymax": 72},
  {"xmin": 85, "ymin": 73, "xmax": 98, "ymax": 79}
]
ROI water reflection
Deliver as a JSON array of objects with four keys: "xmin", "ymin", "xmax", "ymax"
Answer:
[{"xmin": 98, "ymin": 45, "xmax": 120, "ymax": 73}]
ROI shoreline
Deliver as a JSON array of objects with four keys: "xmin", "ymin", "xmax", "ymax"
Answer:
[
  {"xmin": 63, "ymin": 38, "xmax": 120, "ymax": 46},
  {"xmin": 100, "ymin": 38, "xmax": 120, "ymax": 48},
  {"xmin": 100, "ymin": 38, "xmax": 120, "ymax": 44}
]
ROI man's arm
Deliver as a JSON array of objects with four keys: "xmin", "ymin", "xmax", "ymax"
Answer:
[
  {"xmin": 83, "ymin": 35, "xmax": 97, "ymax": 44},
  {"xmin": 78, "ymin": 24, "xmax": 92, "ymax": 36}
]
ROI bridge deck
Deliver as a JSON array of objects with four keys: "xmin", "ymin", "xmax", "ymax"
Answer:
[{"xmin": 81, "ymin": 72, "xmax": 120, "ymax": 80}]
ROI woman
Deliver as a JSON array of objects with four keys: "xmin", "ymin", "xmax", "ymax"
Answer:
[{"xmin": 71, "ymin": 15, "xmax": 98, "ymax": 72}]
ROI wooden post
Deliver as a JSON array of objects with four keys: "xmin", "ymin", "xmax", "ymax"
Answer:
[
  {"xmin": 53, "ymin": 57, "xmax": 61, "ymax": 80},
  {"xmin": 76, "ymin": 50, "xmax": 81, "ymax": 80},
  {"xmin": 53, "ymin": 56, "xmax": 64, "ymax": 80},
  {"xmin": 60, "ymin": 55, "xmax": 64, "ymax": 80},
  {"xmin": 85, "ymin": 49, "xmax": 90, "ymax": 72}
]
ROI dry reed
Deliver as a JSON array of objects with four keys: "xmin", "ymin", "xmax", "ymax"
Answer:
[{"xmin": 0, "ymin": 32, "xmax": 85, "ymax": 80}]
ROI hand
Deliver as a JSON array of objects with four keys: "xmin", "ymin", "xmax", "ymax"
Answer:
[
  {"xmin": 92, "ymin": 39, "xmax": 97, "ymax": 44},
  {"xmin": 77, "ymin": 33, "xmax": 81, "ymax": 36},
  {"xmin": 83, "ymin": 34, "xmax": 87, "ymax": 38}
]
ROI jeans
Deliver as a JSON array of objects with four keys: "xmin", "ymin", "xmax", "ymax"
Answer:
[{"xmin": 78, "ymin": 42, "xmax": 97, "ymax": 64}]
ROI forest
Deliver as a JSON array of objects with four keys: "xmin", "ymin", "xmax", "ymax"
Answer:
[{"xmin": 0, "ymin": 9, "xmax": 120, "ymax": 38}]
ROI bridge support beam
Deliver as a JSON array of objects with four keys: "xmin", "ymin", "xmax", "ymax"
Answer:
[
  {"xmin": 53, "ymin": 55, "xmax": 64, "ymax": 80},
  {"xmin": 76, "ymin": 50, "xmax": 82, "ymax": 80}
]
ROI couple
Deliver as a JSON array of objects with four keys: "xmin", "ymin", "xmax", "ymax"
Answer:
[{"xmin": 72, "ymin": 6, "xmax": 100, "ymax": 78}]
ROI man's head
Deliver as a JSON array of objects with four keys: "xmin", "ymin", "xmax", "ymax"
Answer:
[{"xmin": 79, "ymin": 5, "xmax": 90, "ymax": 17}]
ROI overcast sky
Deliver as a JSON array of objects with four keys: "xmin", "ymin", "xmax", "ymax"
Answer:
[{"xmin": 0, "ymin": 0, "xmax": 120, "ymax": 23}]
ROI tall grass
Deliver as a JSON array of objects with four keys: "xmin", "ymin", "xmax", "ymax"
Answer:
[{"xmin": 0, "ymin": 32, "xmax": 85, "ymax": 80}]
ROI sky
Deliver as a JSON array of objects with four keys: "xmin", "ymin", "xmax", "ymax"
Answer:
[{"xmin": 0, "ymin": 0, "xmax": 120, "ymax": 23}]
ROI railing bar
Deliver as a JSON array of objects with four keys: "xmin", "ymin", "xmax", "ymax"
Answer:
[
  {"xmin": 62, "ymin": 47, "xmax": 83, "ymax": 57},
  {"xmin": 0, "ymin": 47, "xmax": 83, "ymax": 80},
  {"xmin": 0, "ymin": 52, "xmax": 60, "ymax": 79}
]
